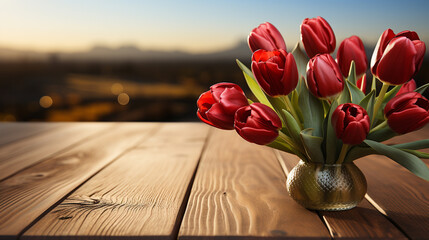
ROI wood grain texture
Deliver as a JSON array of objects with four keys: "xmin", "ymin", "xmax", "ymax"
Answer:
[
  {"xmin": 277, "ymin": 152, "xmax": 407, "ymax": 239},
  {"xmin": 356, "ymin": 155, "xmax": 429, "ymax": 239},
  {"xmin": 0, "ymin": 123, "xmax": 158, "ymax": 238},
  {"xmin": 320, "ymin": 199, "xmax": 406, "ymax": 239},
  {"xmin": 22, "ymin": 123, "xmax": 209, "ymax": 240},
  {"xmin": 179, "ymin": 129, "xmax": 331, "ymax": 239},
  {"xmin": 0, "ymin": 123, "xmax": 112, "ymax": 181},
  {"xmin": 0, "ymin": 122, "xmax": 61, "ymax": 147}
]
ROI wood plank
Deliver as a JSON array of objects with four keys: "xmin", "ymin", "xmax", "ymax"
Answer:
[
  {"xmin": 356, "ymin": 154, "xmax": 429, "ymax": 239},
  {"xmin": 277, "ymin": 152, "xmax": 406, "ymax": 239},
  {"xmin": 22, "ymin": 123, "xmax": 209, "ymax": 239},
  {"xmin": 179, "ymin": 129, "xmax": 330, "ymax": 239},
  {"xmin": 0, "ymin": 123, "xmax": 61, "ymax": 147},
  {"xmin": 0, "ymin": 123, "xmax": 158, "ymax": 239},
  {"xmin": 321, "ymin": 199, "xmax": 406, "ymax": 239},
  {"xmin": 0, "ymin": 123, "xmax": 113, "ymax": 181}
]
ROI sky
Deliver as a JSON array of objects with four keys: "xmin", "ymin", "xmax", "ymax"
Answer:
[{"xmin": 0, "ymin": 0, "xmax": 428, "ymax": 53}]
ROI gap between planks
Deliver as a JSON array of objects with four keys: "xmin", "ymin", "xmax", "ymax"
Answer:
[{"xmin": 171, "ymin": 128, "xmax": 213, "ymax": 240}]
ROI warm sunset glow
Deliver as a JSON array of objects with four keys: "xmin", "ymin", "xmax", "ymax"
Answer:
[{"xmin": 0, "ymin": 1, "xmax": 428, "ymax": 53}]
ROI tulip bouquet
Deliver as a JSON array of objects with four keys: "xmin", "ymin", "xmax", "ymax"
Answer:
[{"xmin": 197, "ymin": 17, "xmax": 429, "ymax": 187}]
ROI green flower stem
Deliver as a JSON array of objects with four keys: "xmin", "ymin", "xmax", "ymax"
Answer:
[
  {"xmin": 371, "ymin": 75, "xmax": 377, "ymax": 91},
  {"xmin": 336, "ymin": 144, "xmax": 350, "ymax": 164},
  {"xmin": 282, "ymin": 95, "xmax": 302, "ymax": 129},
  {"xmin": 278, "ymin": 131, "xmax": 307, "ymax": 161},
  {"xmin": 371, "ymin": 82, "xmax": 390, "ymax": 125},
  {"xmin": 370, "ymin": 120, "xmax": 388, "ymax": 133}
]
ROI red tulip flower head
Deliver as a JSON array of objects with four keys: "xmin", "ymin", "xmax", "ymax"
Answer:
[
  {"xmin": 248, "ymin": 22, "xmax": 286, "ymax": 52},
  {"xmin": 234, "ymin": 103, "xmax": 282, "ymax": 145},
  {"xmin": 337, "ymin": 36, "xmax": 368, "ymax": 77},
  {"xmin": 371, "ymin": 29, "xmax": 426, "ymax": 85},
  {"xmin": 396, "ymin": 79, "xmax": 417, "ymax": 96},
  {"xmin": 306, "ymin": 54, "xmax": 344, "ymax": 99},
  {"xmin": 252, "ymin": 49, "xmax": 298, "ymax": 97},
  {"xmin": 300, "ymin": 16, "xmax": 336, "ymax": 58},
  {"xmin": 332, "ymin": 103, "xmax": 370, "ymax": 145},
  {"xmin": 197, "ymin": 83, "xmax": 249, "ymax": 130},
  {"xmin": 384, "ymin": 92, "xmax": 429, "ymax": 134}
]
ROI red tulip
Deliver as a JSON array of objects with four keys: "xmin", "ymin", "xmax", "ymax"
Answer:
[
  {"xmin": 357, "ymin": 74, "xmax": 367, "ymax": 94},
  {"xmin": 252, "ymin": 49, "xmax": 298, "ymax": 97},
  {"xmin": 337, "ymin": 36, "xmax": 368, "ymax": 77},
  {"xmin": 371, "ymin": 29, "xmax": 426, "ymax": 85},
  {"xmin": 306, "ymin": 54, "xmax": 344, "ymax": 99},
  {"xmin": 234, "ymin": 103, "xmax": 282, "ymax": 145},
  {"xmin": 332, "ymin": 103, "xmax": 370, "ymax": 145},
  {"xmin": 197, "ymin": 83, "xmax": 249, "ymax": 130},
  {"xmin": 384, "ymin": 92, "xmax": 429, "ymax": 134},
  {"xmin": 300, "ymin": 16, "xmax": 336, "ymax": 58},
  {"xmin": 396, "ymin": 79, "xmax": 416, "ymax": 96},
  {"xmin": 248, "ymin": 22, "xmax": 286, "ymax": 52}
]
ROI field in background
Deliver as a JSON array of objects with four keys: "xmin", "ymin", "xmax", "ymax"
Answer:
[
  {"xmin": 0, "ymin": 60, "xmax": 249, "ymax": 121},
  {"xmin": 0, "ymin": 54, "xmax": 428, "ymax": 122}
]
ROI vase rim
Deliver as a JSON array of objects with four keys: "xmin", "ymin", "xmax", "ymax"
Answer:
[{"xmin": 299, "ymin": 159, "xmax": 353, "ymax": 166}]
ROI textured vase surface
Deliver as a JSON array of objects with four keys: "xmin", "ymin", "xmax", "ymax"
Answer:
[{"xmin": 286, "ymin": 160, "xmax": 367, "ymax": 211}]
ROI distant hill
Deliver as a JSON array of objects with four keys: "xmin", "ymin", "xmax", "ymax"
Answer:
[
  {"xmin": 0, "ymin": 42, "xmax": 252, "ymax": 62},
  {"xmin": 1, "ymin": 42, "xmax": 427, "ymax": 63}
]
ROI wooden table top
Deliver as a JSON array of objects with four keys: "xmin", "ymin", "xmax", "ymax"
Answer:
[{"xmin": 0, "ymin": 122, "xmax": 428, "ymax": 240}]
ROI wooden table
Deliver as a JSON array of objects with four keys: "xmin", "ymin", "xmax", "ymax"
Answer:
[{"xmin": 0, "ymin": 122, "xmax": 428, "ymax": 240}]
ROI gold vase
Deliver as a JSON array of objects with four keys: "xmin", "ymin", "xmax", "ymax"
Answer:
[{"xmin": 286, "ymin": 160, "xmax": 367, "ymax": 211}]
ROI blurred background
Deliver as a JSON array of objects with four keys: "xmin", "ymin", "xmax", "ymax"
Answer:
[{"xmin": 1, "ymin": 0, "xmax": 428, "ymax": 122}]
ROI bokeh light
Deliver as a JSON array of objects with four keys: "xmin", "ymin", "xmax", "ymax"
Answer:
[
  {"xmin": 117, "ymin": 93, "xmax": 130, "ymax": 105},
  {"xmin": 111, "ymin": 83, "xmax": 124, "ymax": 95},
  {"xmin": 39, "ymin": 96, "xmax": 53, "ymax": 108}
]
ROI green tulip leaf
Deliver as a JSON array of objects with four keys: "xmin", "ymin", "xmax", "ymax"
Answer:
[
  {"xmin": 382, "ymin": 85, "xmax": 401, "ymax": 104},
  {"xmin": 364, "ymin": 139, "xmax": 429, "ymax": 181},
  {"xmin": 346, "ymin": 79, "xmax": 365, "ymax": 104},
  {"xmin": 415, "ymin": 83, "xmax": 429, "ymax": 95},
  {"xmin": 236, "ymin": 59, "xmax": 273, "ymax": 109},
  {"xmin": 268, "ymin": 139, "xmax": 295, "ymax": 154},
  {"xmin": 391, "ymin": 139, "xmax": 429, "ymax": 150},
  {"xmin": 300, "ymin": 128, "xmax": 324, "ymax": 163},
  {"xmin": 337, "ymin": 80, "xmax": 352, "ymax": 104},
  {"xmin": 344, "ymin": 145, "xmax": 378, "ymax": 162},
  {"xmin": 322, "ymin": 100, "xmax": 330, "ymax": 115},
  {"xmin": 266, "ymin": 95, "xmax": 288, "ymax": 125},
  {"xmin": 402, "ymin": 149, "xmax": 429, "ymax": 159},
  {"xmin": 291, "ymin": 42, "xmax": 309, "ymax": 82},
  {"xmin": 291, "ymin": 89, "xmax": 299, "ymax": 107},
  {"xmin": 373, "ymin": 85, "xmax": 401, "ymax": 122},
  {"xmin": 359, "ymin": 89, "xmax": 376, "ymax": 123},
  {"xmin": 347, "ymin": 61, "xmax": 357, "ymax": 85},
  {"xmin": 324, "ymin": 101, "xmax": 341, "ymax": 164},
  {"xmin": 298, "ymin": 80, "xmax": 324, "ymax": 137},
  {"xmin": 282, "ymin": 109, "xmax": 303, "ymax": 145},
  {"xmin": 367, "ymin": 125, "xmax": 397, "ymax": 142}
]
